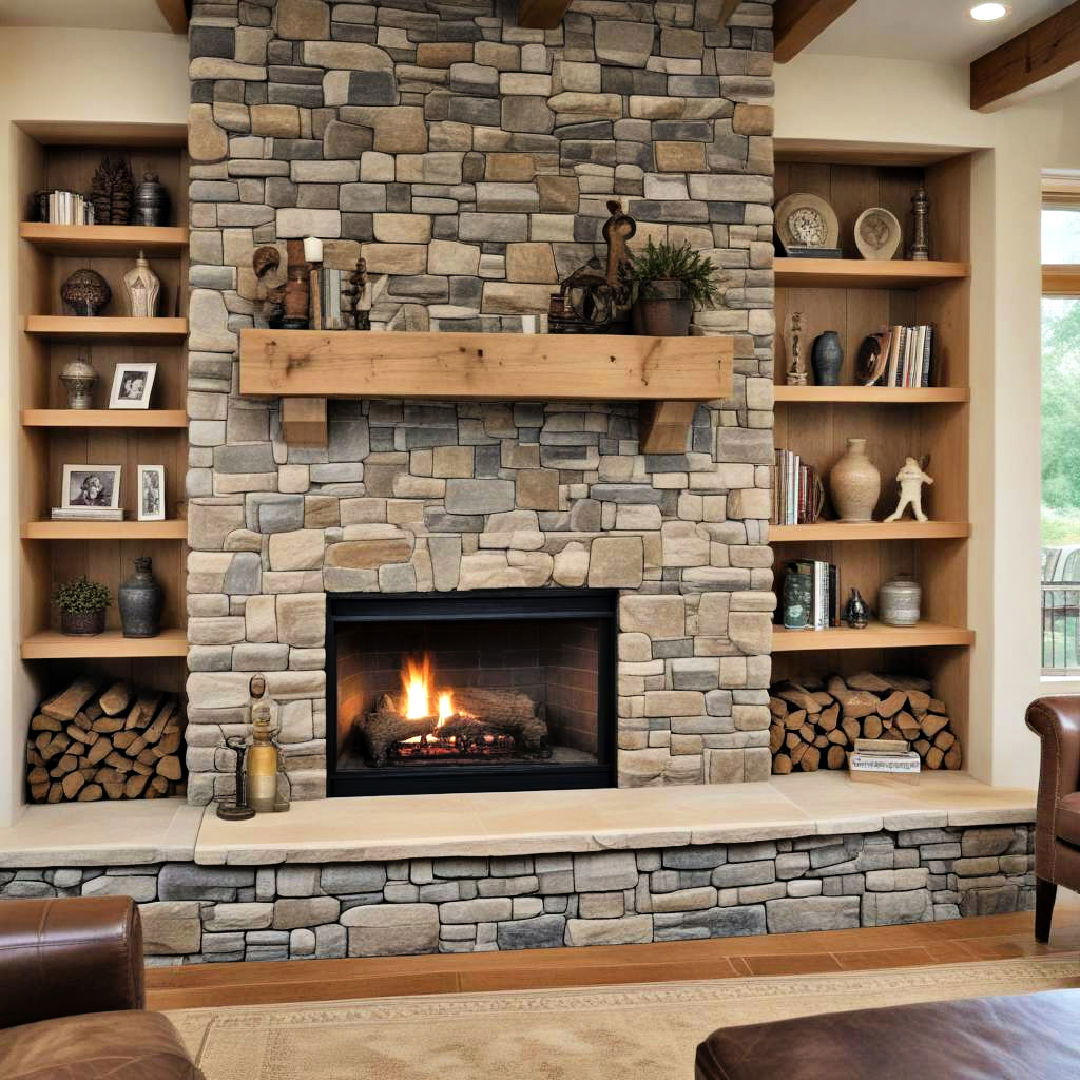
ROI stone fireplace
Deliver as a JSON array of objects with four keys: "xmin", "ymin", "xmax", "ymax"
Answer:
[{"xmin": 185, "ymin": 0, "xmax": 776, "ymax": 805}]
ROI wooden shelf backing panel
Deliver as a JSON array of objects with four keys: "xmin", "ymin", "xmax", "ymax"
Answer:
[
  {"xmin": 771, "ymin": 521, "xmax": 970, "ymax": 541},
  {"xmin": 773, "ymin": 402, "xmax": 968, "ymax": 524},
  {"xmin": 21, "ymin": 629, "xmax": 188, "ymax": 659},
  {"xmin": 774, "ymin": 259, "xmax": 969, "ymax": 289},
  {"xmin": 772, "ymin": 622, "xmax": 973, "ymax": 652},
  {"xmin": 20, "ymin": 224, "xmax": 189, "ymax": 256},
  {"xmin": 22, "ymin": 521, "xmax": 187, "ymax": 540},
  {"xmin": 773, "ymin": 386, "xmax": 969, "ymax": 404},
  {"xmin": 22, "ymin": 409, "xmax": 188, "ymax": 428},
  {"xmin": 25, "ymin": 316, "xmax": 187, "ymax": 340},
  {"xmin": 238, "ymin": 330, "xmax": 734, "ymax": 402}
]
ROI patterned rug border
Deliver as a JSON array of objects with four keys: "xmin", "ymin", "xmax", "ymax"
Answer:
[{"xmin": 166, "ymin": 956, "xmax": 1080, "ymax": 1029}]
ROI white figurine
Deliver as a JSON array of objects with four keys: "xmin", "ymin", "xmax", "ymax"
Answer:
[{"xmin": 884, "ymin": 457, "xmax": 933, "ymax": 522}]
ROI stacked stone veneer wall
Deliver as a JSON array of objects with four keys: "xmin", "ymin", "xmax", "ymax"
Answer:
[
  {"xmin": 186, "ymin": 0, "xmax": 776, "ymax": 802},
  {"xmin": 0, "ymin": 825, "xmax": 1034, "ymax": 962}
]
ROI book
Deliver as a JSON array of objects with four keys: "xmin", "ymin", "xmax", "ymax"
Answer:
[
  {"xmin": 771, "ymin": 448, "xmax": 821, "ymax": 526},
  {"xmin": 783, "ymin": 563, "xmax": 812, "ymax": 630},
  {"xmin": 51, "ymin": 507, "xmax": 124, "ymax": 521},
  {"xmin": 781, "ymin": 559, "xmax": 837, "ymax": 632},
  {"xmin": 849, "ymin": 751, "xmax": 921, "ymax": 773},
  {"xmin": 853, "ymin": 738, "xmax": 911, "ymax": 755},
  {"xmin": 873, "ymin": 324, "xmax": 936, "ymax": 388}
]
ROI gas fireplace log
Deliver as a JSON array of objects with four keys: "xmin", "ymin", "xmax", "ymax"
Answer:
[
  {"xmin": 768, "ymin": 672, "xmax": 961, "ymax": 775},
  {"xmin": 358, "ymin": 688, "xmax": 547, "ymax": 767}
]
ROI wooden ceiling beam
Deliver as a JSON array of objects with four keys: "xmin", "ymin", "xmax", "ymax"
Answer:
[
  {"xmin": 517, "ymin": 0, "xmax": 573, "ymax": 30},
  {"xmin": 773, "ymin": 0, "xmax": 859, "ymax": 64},
  {"xmin": 971, "ymin": 0, "xmax": 1080, "ymax": 111},
  {"xmin": 155, "ymin": 0, "xmax": 189, "ymax": 35}
]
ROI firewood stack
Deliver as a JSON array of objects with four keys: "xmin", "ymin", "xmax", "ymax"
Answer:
[
  {"xmin": 25, "ymin": 678, "xmax": 184, "ymax": 803},
  {"xmin": 769, "ymin": 672, "xmax": 962, "ymax": 774}
]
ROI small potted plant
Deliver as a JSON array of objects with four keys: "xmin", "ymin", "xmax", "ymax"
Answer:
[
  {"xmin": 54, "ymin": 577, "xmax": 111, "ymax": 636},
  {"xmin": 626, "ymin": 239, "xmax": 725, "ymax": 336}
]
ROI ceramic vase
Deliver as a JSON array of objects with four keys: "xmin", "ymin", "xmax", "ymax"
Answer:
[
  {"xmin": 829, "ymin": 438, "xmax": 881, "ymax": 522},
  {"xmin": 811, "ymin": 330, "xmax": 843, "ymax": 385},
  {"xmin": 844, "ymin": 588, "xmax": 870, "ymax": 630},
  {"xmin": 118, "ymin": 556, "xmax": 162, "ymax": 638},
  {"xmin": 879, "ymin": 576, "xmax": 922, "ymax": 627},
  {"xmin": 59, "ymin": 356, "xmax": 97, "ymax": 409},
  {"xmin": 122, "ymin": 252, "xmax": 160, "ymax": 317}
]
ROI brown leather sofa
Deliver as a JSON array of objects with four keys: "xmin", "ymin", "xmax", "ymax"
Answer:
[
  {"xmin": 0, "ymin": 895, "xmax": 203, "ymax": 1079},
  {"xmin": 695, "ymin": 989, "xmax": 1080, "ymax": 1079},
  {"xmin": 1026, "ymin": 696, "xmax": 1080, "ymax": 942}
]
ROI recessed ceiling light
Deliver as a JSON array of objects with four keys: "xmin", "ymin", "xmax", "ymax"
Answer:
[{"xmin": 969, "ymin": 3, "xmax": 1010, "ymax": 20}]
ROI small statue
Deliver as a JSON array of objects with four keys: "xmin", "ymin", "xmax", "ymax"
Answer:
[
  {"xmin": 786, "ymin": 311, "xmax": 808, "ymax": 386},
  {"xmin": 344, "ymin": 257, "xmax": 370, "ymax": 330},
  {"xmin": 884, "ymin": 457, "xmax": 934, "ymax": 522},
  {"xmin": 909, "ymin": 187, "xmax": 930, "ymax": 261},
  {"xmin": 215, "ymin": 735, "xmax": 255, "ymax": 821},
  {"xmin": 252, "ymin": 245, "xmax": 283, "ymax": 328}
]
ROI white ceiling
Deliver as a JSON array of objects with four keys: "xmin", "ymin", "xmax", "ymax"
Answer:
[
  {"xmin": 806, "ymin": 0, "xmax": 1074, "ymax": 64},
  {"xmin": 0, "ymin": 0, "xmax": 172, "ymax": 33}
]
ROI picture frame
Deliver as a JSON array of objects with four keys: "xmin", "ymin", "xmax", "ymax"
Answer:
[
  {"xmin": 60, "ymin": 464, "xmax": 122, "ymax": 509},
  {"xmin": 137, "ymin": 465, "xmax": 166, "ymax": 521},
  {"xmin": 109, "ymin": 362, "xmax": 157, "ymax": 409}
]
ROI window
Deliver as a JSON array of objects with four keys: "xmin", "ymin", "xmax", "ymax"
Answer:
[{"xmin": 1041, "ymin": 188, "xmax": 1080, "ymax": 673}]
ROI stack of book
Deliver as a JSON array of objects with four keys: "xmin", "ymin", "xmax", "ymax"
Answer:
[
  {"xmin": 772, "ymin": 449, "xmax": 821, "ymax": 526},
  {"xmin": 36, "ymin": 190, "xmax": 95, "ymax": 226},
  {"xmin": 866, "ymin": 325, "xmax": 935, "ymax": 388},
  {"xmin": 782, "ymin": 559, "xmax": 839, "ymax": 630},
  {"xmin": 51, "ymin": 507, "xmax": 123, "ymax": 522},
  {"xmin": 848, "ymin": 737, "xmax": 922, "ymax": 775}
]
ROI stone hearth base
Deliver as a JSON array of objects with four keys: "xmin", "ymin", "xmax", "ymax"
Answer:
[{"xmin": 0, "ymin": 775, "xmax": 1037, "ymax": 963}]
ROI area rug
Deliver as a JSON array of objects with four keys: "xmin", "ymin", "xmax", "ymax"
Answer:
[{"xmin": 167, "ymin": 957, "xmax": 1080, "ymax": 1079}]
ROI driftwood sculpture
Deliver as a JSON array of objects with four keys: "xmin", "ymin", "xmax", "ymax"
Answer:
[{"xmin": 358, "ymin": 688, "xmax": 548, "ymax": 767}]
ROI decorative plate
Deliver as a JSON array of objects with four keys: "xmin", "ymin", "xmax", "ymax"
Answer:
[
  {"xmin": 774, "ymin": 193, "xmax": 839, "ymax": 253},
  {"xmin": 855, "ymin": 207, "xmax": 902, "ymax": 261}
]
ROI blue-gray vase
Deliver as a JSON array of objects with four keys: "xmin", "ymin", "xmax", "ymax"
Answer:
[
  {"xmin": 118, "ymin": 557, "xmax": 162, "ymax": 638},
  {"xmin": 811, "ymin": 331, "xmax": 843, "ymax": 385}
]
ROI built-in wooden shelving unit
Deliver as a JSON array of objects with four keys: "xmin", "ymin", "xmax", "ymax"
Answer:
[
  {"xmin": 771, "ymin": 140, "xmax": 973, "ymax": 761},
  {"xmin": 16, "ymin": 121, "xmax": 189, "ymax": 696}
]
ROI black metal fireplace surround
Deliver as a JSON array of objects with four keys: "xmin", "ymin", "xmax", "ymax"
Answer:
[{"xmin": 327, "ymin": 589, "xmax": 618, "ymax": 796}]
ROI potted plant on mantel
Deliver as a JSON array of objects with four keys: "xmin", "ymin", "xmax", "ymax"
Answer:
[
  {"xmin": 627, "ymin": 239, "xmax": 725, "ymax": 336},
  {"xmin": 54, "ymin": 577, "xmax": 111, "ymax": 636}
]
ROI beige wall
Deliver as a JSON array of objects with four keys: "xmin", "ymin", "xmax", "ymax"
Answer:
[
  {"xmin": 775, "ymin": 53, "xmax": 1080, "ymax": 789},
  {"xmin": 0, "ymin": 27, "xmax": 187, "ymax": 826}
]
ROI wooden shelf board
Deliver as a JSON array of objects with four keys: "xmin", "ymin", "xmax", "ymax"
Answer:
[
  {"xmin": 238, "ymin": 329, "xmax": 734, "ymax": 402},
  {"xmin": 24, "ymin": 316, "xmax": 188, "ymax": 340},
  {"xmin": 21, "ymin": 409, "xmax": 188, "ymax": 429},
  {"xmin": 772, "ymin": 622, "xmax": 974, "ymax": 652},
  {"xmin": 773, "ymin": 386, "xmax": 969, "ymax": 404},
  {"xmin": 22, "ymin": 520, "xmax": 188, "ymax": 540},
  {"xmin": 771, "ymin": 521, "xmax": 970, "ymax": 542},
  {"xmin": 21, "ymin": 629, "xmax": 188, "ymax": 660},
  {"xmin": 20, "ymin": 223, "xmax": 189, "ymax": 256},
  {"xmin": 774, "ymin": 258, "xmax": 969, "ymax": 289}
]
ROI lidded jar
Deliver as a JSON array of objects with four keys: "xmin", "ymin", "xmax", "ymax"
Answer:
[{"xmin": 879, "ymin": 576, "xmax": 922, "ymax": 627}]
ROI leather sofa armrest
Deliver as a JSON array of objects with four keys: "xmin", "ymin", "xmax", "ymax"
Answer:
[{"xmin": 0, "ymin": 895, "xmax": 144, "ymax": 1030}]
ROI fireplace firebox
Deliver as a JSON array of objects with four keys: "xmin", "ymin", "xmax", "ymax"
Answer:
[{"xmin": 327, "ymin": 590, "xmax": 618, "ymax": 796}]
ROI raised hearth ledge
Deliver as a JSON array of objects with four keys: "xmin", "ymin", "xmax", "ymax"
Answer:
[
  {"xmin": 193, "ymin": 773, "xmax": 1034, "ymax": 866},
  {"xmin": 0, "ymin": 774, "xmax": 1034, "ymax": 868}
]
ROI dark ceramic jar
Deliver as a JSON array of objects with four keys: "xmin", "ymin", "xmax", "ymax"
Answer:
[
  {"xmin": 118, "ymin": 557, "xmax": 162, "ymax": 638},
  {"xmin": 811, "ymin": 330, "xmax": 844, "ymax": 385}
]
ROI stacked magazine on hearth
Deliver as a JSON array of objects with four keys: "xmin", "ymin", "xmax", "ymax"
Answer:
[{"xmin": 847, "ymin": 737, "xmax": 922, "ymax": 775}]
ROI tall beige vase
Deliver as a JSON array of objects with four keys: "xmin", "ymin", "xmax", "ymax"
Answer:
[{"xmin": 830, "ymin": 438, "xmax": 881, "ymax": 522}]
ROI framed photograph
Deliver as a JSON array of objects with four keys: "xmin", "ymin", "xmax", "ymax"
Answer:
[
  {"xmin": 61, "ymin": 465, "xmax": 122, "ymax": 509},
  {"xmin": 109, "ymin": 362, "xmax": 157, "ymax": 409},
  {"xmin": 137, "ymin": 465, "xmax": 166, "ymax": 521}
]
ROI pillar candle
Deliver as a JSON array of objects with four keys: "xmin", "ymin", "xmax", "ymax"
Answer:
[{"xmin": 303, "ymin": 236, "xmax": 323, "ymax": 263}]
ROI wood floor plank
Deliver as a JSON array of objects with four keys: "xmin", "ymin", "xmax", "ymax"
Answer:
[{"xmin": 739, "ymin": 953, "xmax": 844, "ymax": 977}]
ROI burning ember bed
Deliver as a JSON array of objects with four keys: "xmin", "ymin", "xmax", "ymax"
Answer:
[{"xmin": 355, "ymin": 654, "xmax": 551, "ymax": 767}]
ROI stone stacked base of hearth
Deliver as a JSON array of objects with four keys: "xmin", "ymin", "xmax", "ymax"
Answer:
[{"xmin": 0, "ymin": 823, "xmax": 1034, "ymax": 963}]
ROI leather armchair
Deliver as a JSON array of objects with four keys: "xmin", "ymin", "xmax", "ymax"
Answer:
[
  {"xmin": 1025, "ymin": 697, "xmax": 1080, "ymax": 942},
  {"xmin": 0, "ymin": 896, "xmax": 203, "ymax": 1079}
]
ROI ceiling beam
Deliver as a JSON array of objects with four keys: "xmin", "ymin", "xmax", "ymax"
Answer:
[
  {"xmin": 773, "ymin": 0, "xmax": 859, "ymax": 64},
  {"xmin": 517, "ymin": 0, "xmax": 573, "ymax": 30},
  {"xmin": 971, "ymin": 0, "xmax": 1080, "ymax": 111},
  {"xmin": 155, "ymin": 0, "xmax": 189, "ymax": 35}
]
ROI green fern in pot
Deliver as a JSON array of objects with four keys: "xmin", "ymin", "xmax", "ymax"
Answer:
[
  {"xmin": 54, "ymin": 577, "xmax": 111, "ymax": 636},
  {"xmin": 626, "ymin": 240, "xmax": 726, "ymax": 336}
]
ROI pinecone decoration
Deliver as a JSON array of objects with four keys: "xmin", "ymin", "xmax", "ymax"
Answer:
[{"xmin": 90, "ymin": 155, "xmax": 135, "ymax": 225}]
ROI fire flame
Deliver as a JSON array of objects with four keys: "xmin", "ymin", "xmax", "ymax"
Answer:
[{"xmin": 400, "ymin": 654, "xmax": 458, "ymax": 727}]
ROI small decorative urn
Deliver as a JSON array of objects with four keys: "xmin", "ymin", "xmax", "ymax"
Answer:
[
  {"xmin": 118, "ymin": 556, "xmax": 162, "ymax": 638},
  {"xmin": 844, "ymin": 588, "xmax": 870, "ymax": 630},
  {"xmin": 122, "ymin": 251, "xmax": 160, "ymax": 317},
  {"xmin": 134, "ymin": 171, "xmax": 169, "ymax": 227},
  {"xmin": 59, "ymin": 355, "xmax": 97, "ymax": 409},
  {"xmin": 60, "ymin": 268, "xmax": 110, "ymax": 316}
]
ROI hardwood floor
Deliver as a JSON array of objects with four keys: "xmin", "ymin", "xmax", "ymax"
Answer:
[{"xmin": 146, "ymin": 896, "xmax": 1080, "ymax": 1011}]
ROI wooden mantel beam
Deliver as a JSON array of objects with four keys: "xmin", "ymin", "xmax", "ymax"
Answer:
[
  {"xmin": 971, "ymin": 0, "xmax": 1080, "ymax": 112},
  {"xmin": 155, "ymin": 0, "xmax": 189, "ymax": 35},
  {"xmin": 517, "ymin": 0, "xmax": 573, "ymax": 30},
  {"xmin": 774, "ymin": 0, "xmax": 859, "ymax": 64}
]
